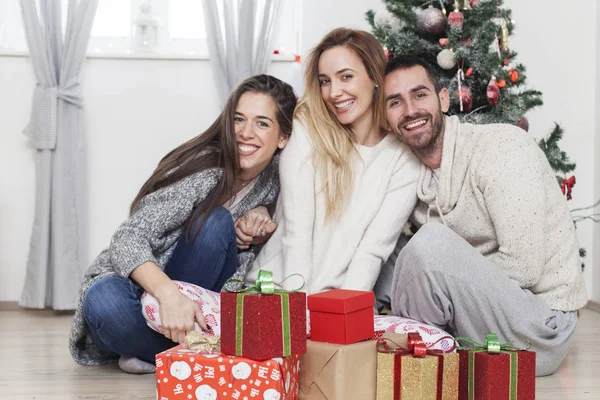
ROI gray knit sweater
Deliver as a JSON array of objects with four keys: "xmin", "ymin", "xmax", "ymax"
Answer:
[
  {"xmin": 69, "ymin": 157, "xmax": 280, "ymax": 366},
  {"xmin": 411, "ymin": 116, "xmax": 587, "ymax": 311}
]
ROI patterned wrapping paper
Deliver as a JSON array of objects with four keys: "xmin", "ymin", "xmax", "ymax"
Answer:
[
  {"xmin": 156, "ymin": 344, "xmax": 300, "ymax": 400},
  {"xmin": 376, "ymin": 332, "xmax": 459, "ymax": 400},
  {"xmin": 457, "ymin": 334, "xmax": 535, "ymax": 400}
]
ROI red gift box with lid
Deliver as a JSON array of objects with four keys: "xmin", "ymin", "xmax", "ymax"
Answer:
[{"xmin": 307, "ymin": 289, "xmax": 374, "ymax": 344}]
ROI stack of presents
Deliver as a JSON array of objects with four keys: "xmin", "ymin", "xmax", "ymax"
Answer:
[{"xmin": 155, "ymin": 272, "xmax": 536, "ymax": 399}]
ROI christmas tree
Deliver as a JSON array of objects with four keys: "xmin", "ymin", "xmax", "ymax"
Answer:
[{"xmin": 366, "ymin": 0, "xmax": 589, "ymax": 267}]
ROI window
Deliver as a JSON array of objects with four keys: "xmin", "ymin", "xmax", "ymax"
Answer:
[{"xmin": 0, "ymin": 0, "xmax": 302, "ymax": 59}]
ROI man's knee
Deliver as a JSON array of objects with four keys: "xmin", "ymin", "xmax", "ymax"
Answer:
[{"xmin": 398, "ymin": 223, "xmax": 448, "ymax": 267}]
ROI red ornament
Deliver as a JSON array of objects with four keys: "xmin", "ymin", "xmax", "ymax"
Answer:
[
  {"xmin": 457, "ymin": 85, "xmax": 473, "ymax": 113},
  {"xmin": 439, "ymin": 38, "xmax": 449, "ymax": 46},
  {"xmin": 497, "ymin": 79, "xmax": 507, "ymax": 88},
  {"xmin": 561, "ymin": 176, "xmax": 576, "ymax": 200},
  {"xmin": 448, "ymin": 9, "xmax": 464, "ymax": 29},
  {"xmin": 487, "ymin": 76, "xmax": 500, "ymax": 105},
  {"xmin": 470, "ymin": 0, "xmax": 479, "ymax": 6},
  {"xmin": 509, "ymin": 69, "xmax": 519, "ymax": 82},
  {"xmin": 273, "ymin": 49, "xmax": 280, "ymax": 55},
  {"xmin": 465, "ymin": 67, "xmax": 473, "ymax": 77},
  {"xmin": 516, "ymin": 116, "xmax": 529, "ymax": 132}
]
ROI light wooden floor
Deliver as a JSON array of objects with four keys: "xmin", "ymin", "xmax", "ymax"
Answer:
[{"xmin": 0, "ymin": 309, "xmax": 599, "ymax": 399}]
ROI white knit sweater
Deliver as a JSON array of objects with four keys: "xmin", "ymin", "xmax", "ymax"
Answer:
[
  {"xmin": 412, "ymin": 116, "xmax": 587, "ymax": 311},
  {"xmin": 248, "ymin": 121, "xmax": 421, "ymax": 294}
]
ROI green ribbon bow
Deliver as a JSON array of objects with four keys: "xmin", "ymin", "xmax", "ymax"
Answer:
[
  {"xmin": 224, "ymin": 270, "xmax": 304, "ymax": 357},
  {"xmin": 455, "ymin": 334, "xmax": 531, "ymax": 400},
  {"xmin": 224, "ymin": 270, "xmax": 305, "ymax": 294}
]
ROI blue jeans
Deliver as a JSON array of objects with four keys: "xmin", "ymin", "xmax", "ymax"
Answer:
[{"xmin": 83, "ymin": 206, "xmax": 238, "ymax": 363}]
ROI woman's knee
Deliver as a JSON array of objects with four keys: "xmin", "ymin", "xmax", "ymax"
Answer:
[
  {"xmin": 83, "ymin": 277, "xmax": 136, "ymax": 329},
  {"xmin": 189, "ymin": 206, "xmax": 235, "ymax": 244}
]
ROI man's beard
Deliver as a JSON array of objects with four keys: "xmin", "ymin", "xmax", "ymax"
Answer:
[{"xmin": 396, "ymin": 109, "xmax": 444, "ymax": 158}]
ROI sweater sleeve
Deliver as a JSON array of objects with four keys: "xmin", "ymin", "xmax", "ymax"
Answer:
[
  {"xmin": 342, "ymin": 147, "xmax": 420, "ymax": 291},
  {"xmin": 108, "ymin": 170, "xmax": 220, "ymax": 279},
  {"xmin": 478, "ymin": 135, "xmax": 546, "ymax": 288},
  {"xmin": 278, "ymin": 123, "xmax": 316, "ymax": 290}
]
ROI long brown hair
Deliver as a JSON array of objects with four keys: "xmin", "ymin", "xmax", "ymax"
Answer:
[
  {"xmin": 295, "ymin": 28, "xmax": 387, "ymax": 220},
  {"xmin": 130, "ymin": 74, "xmax": 296, "ymax": 240}
]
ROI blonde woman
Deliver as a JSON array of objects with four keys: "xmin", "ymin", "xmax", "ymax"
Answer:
[{"xmin": 247, "ymin": 28, "xmax": 421, "ymax": 295}]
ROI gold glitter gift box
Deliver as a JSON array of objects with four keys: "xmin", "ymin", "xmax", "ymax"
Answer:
[
  {"xmin": 299, "ymin": 339, "xmax": 377, "ymax": 400},
  {"xmin": 376, "ymin": 332, "xmax": 459, "ymax": 400}
]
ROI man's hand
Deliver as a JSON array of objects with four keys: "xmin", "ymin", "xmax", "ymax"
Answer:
[{"xmin": 235, "ymin": 206, "xmax": 277, "ymax": 249}]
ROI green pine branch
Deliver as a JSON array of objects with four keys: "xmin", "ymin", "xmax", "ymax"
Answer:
[{"xmin": 537, "ymin": 124, "xmax": 576, "ymax": 174}]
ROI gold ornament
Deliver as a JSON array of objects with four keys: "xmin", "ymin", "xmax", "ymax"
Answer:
[{"xmin": 500, "ymin": 23, "xmax": 509, "ymax": 51}]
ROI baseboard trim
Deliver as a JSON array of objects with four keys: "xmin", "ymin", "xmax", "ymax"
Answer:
[
  {"xmin": 586, "ymin": 300, "xmax": 600, "ymax": 314},
  {"xmin": 0, "ymin": 301, "xmax": 22, "ymax": 311}
]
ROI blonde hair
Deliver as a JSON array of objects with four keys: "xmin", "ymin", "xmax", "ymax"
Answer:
[{"xmin": 295, "ymin": 28, "xmax": 387, "ymax": 220}]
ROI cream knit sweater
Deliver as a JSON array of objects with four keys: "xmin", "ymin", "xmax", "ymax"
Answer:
[
  {"xmin": 412, "ymin": 116, "xmax": 587, "ymax": 311},
  {"xmin": 248, "ymin": 121, "xmax": 421, "ymax": 294}
]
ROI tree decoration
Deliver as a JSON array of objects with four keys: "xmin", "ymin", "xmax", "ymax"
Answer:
[
  {"xmin": 487, "ymin": 76, "xmax": 500, "ymax": 105},
  {"xmin": 448, "ymin": 8, "xmax": 464, "ymax": 29},
  {"xmin": 437, "ymin": 49, "xmax": 456, "ymax": 70},
  {"xmin": 516, "ymin": 116, "xmax": 529, "ymax": 132},
  {"xmin": 416, "ymin": 5, "xmax": 447, "ymax": 37}
]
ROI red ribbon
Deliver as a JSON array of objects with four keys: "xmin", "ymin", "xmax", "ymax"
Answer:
[{"xmin": 561, "ymin": 176, "xmax": 576, "ymax": 200}]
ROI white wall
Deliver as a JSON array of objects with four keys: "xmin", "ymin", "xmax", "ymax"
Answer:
[{"xmin": 1, "ymin": 0, "xmax": 597, "ymax": 302}]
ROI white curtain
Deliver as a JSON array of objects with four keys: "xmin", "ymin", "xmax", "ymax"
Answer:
[
  {"xmin": 19, "ymin": 0, "xmax": 98, "ymax": 310},
  {"xmin": 202, "ymin": 0, "xmax": 282, "ymax": 104}
]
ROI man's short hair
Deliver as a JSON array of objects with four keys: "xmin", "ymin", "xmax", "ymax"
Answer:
[{"xmin": 385, "ymin": 55, "xmax": 442, "ymax": 93}]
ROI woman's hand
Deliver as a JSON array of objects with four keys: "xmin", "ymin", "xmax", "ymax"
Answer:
[
  {"xmin": 235, "ymin": 206, "xmax": 277, "ymax": 249},
  {"xmin": 131, "ymin": 262, "xmax": 210, "ymax": 343},
  {"xmin": 155, "ymin": 284, "xmax": 209, "ymax": 343}
]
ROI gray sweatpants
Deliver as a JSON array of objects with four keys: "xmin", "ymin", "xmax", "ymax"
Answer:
[{"xmin": 390, "ymin": 223, "xmax": 578, "ymax": 376}]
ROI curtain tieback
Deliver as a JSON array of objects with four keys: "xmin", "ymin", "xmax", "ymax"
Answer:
[{"xmin": 23, "ymin": 81, "xmax": 83, "ymax": 150}]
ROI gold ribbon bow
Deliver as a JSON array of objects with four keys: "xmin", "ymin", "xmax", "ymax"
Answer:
[{"xmin": 178, "ymin": 331, "xmax": 221, "ymax": 354}]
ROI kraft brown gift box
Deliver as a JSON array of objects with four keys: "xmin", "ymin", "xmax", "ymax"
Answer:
[{"xmin": 299, "ymin": 339, "xmax": 377, "ymax": 400}]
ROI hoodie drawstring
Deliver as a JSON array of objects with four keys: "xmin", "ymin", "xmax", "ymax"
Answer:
[{"xmin": 426, "ymin": 198, "xmax": 448, "ymax": 226}]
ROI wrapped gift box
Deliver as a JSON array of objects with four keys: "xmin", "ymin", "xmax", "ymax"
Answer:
[
  {"xmin": 307, "ymin": 289, "xmax": 374, "ymax": 344},
  {"xmin": 376, "ymin": 332, "xmax": 459, "ymax": 400},
  {"xmin": 299, "ymin": 339, "xmax": 377, "ymax": 399},
  {"xmin": 156, "ymin": 344, "xmax": 300, "ymax": 400},
  {"xmin": 221, "ymin": 291, "xmax": 307, "ymax": 360},
  {"xmin": 458, "ymin": 348, "xmax": 535, "ymax": 400}
]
